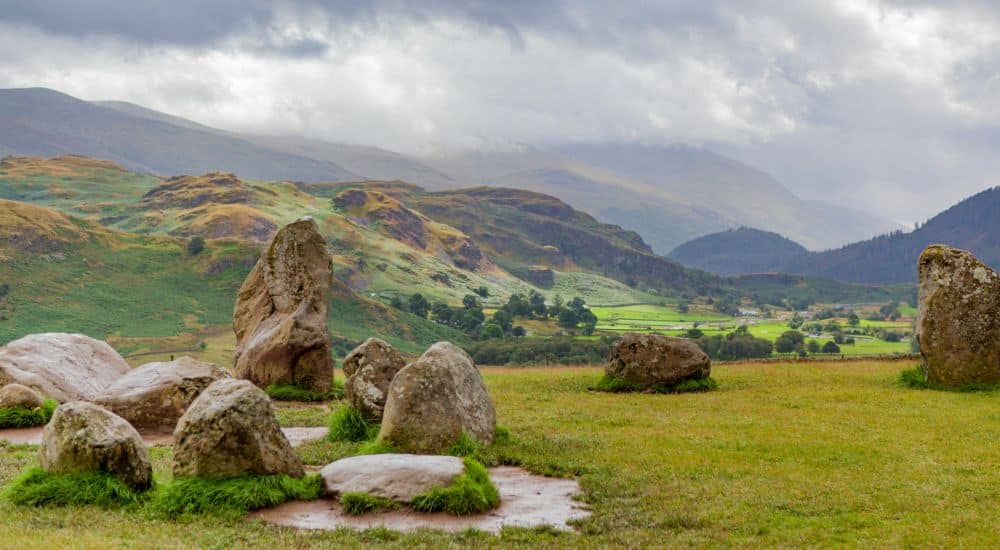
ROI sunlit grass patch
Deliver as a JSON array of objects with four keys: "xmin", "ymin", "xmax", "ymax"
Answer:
[
  {"xmin": 149, "ymin": 474, "xmax": 321, "ymax": 518},
  {"xmin": 410, "ymin": 458, "xmax": 500, "ymax": 515},
  {"xmin": 327, "ymin": 405, "xmax": 379, "ymax": 443},
  {"xmin": 340, "ymin": 492, "xmax": 399, "ymax": 515},
  {"xmin": 0, "ymin": 399, "xmax": 57, "ymax": 429},
  {"xmin": 4, "ymin": 467, "xmax": 150, "ymax": 508}
]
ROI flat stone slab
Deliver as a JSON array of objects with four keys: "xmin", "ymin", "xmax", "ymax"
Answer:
[
  {"xmin": 249, "ymin": 466, "xmax": 590, "ymax": 533},
  {"xmin": 321, "ymin": 454, "xmax": 465, "ymax": 502},
  {"xmin": 0, "ymin": 426, "xmax": 328, "ymax": 448}
]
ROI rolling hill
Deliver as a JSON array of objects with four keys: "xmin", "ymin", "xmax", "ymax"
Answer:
[{"xmin": 668, "ymin": 228, "xmax": 808, "ymax": 275}]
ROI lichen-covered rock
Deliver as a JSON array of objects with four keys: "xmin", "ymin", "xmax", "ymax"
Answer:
[
  {"xmin": 0, "ymin": 333, "xmax": 131, "ymax": 402},
  {"xmin": 0, "ymin": 383, "xmax": 45, "ymax": 409},
  {"xmin": 378, "ymin": 342, "xmax": 496, "ymax": 454},
  {"xmin": 172, "ymin": 379, "xmax": 304, "ymax": 478},
  {"xmin": 343, "ymin": 338, "xmax": 406, "ymax": 421},
  {"xmin": 606, "ymin": 333, "xmax": 711, "ymax": 388},
  {"xmin": 320, "ymin": 454, "xmax": 465, "ymax": 502},
  {"xmin": 916, "ymin": 245, "xmax": 1000, "ymax": 388},
  {"xmin": 95, "ymin": 357, "xmax": 231, "ymax": 432},
  {"xmin": 233, "ymin": 217, "xmax": 334, "ymax": 393},
  {"xmin": 40, "ymin": 402, "xmax": 152, "ymax": 490}
]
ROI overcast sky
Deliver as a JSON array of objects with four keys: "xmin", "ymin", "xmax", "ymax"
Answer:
[{"xmin": 0, "ymin": 0, "xmax": 997, "ymax": 223}]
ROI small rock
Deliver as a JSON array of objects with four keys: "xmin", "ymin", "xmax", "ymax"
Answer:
[
  {"xmin": 916, "ymin": 244, "xmax": 1000, "ymax": 387},
  {"xmin": 233, "ymin": 217, "xmax": 335, "ymax": 393},
  {"xmin": 606, "ymin": 333, "xmax": 711, "ymax": 388},
  {"xmin": 0, "ymin": 333, "xmax": 131, "ymax": 402},
  {"xmin": 40, "ymin": 402, "xmax": 153, "ymax": 490},
  {"xmin": 379, "ymin": 342, "xmax": 496, "ymax": 454},
  {"xmin": 95, "ymin": 357, "xmax": 231, "ymax": 432},
  {"xmin": 320, "ymin": 454, "xmax": 465, "ymax": 503},
  {"xmin": 172, "ymin": 379, "xmax": 304, "ymax": 478},
  {"xmin": 0, "ymin": 383, "xmax": 45, "ymax": 409},
  {"xmin": 343, "ymin": 338, "xmax": 406, "ymax": 420}
]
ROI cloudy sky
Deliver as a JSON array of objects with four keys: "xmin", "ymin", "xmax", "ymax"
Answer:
[{"xmin": 0, "ymin": 0, "xmax": 997, "ymax": 223}]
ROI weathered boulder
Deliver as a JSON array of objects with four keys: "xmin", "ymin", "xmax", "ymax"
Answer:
[
  {"xmin": 606, "ymin": 333, "xmax": 711, "ymax": 388},
  {"xmin": 321, "ymin": 454, "xmax": 465, "ymax": 502},
  {"xmin": 378, "ymin": 342, "xmax": 496, "ymax": 453},
  {"xmin": 0, "ymin": 333, "xmax": 130, "ymax": 402},
  {"xmin": 233, "ymin": 217, "xmax": 334, "ymax": 393},
  {"xmin": 39, "ymin": 402, "xmax": 152, "ymax": 490},
  {"xmin": 0, "ymin": 383, "xmax": 45, "ymax": 409},
  {"xmin": 343, "ymin": 338, "xmax": 406, "ymax": 420},
  {"xmin": 95, "ymin": 357, "xmax": 231, "ymax": 432},
  {"xmin": 172, "ymin": 378, "xmax": 304, "ymax": 478},
  {"xmin": 916, "ymin": 245, "xmax": 1000, "ymax": 388}
]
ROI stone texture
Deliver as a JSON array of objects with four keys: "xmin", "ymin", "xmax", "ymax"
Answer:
[
  {"xmin": 606, "ymin": 333, "xmax": 711, "ymax": 388},
  {"xmin": 0, "ymin": 333, "xmax": 131, "ymax": 402},
  {"xmin": 0, "ymin": 383, "xmax": 45, "ymax": 409},
  {"xmin": 378, "ymin": 342, "xmax": 496, "ymax": 454},
  {"xmin": 172, "ymin": 378, "xmax": 304, "ymax": 478},
  {"xmin": 916, "ymin": 244, "xmax": 1000, "ymax": 388},
  {"xmin": 233, "ymin": 217, "xmax": 334, "ymax": 393},
  {"xmin": 343, "ymin": 338, "xmax": 406, "ymax": 421},
  {"xmin": 95, "ymin": 357, "xmax": 231, "ymax": 432},
  {"xmin": 320, "ymin": 454, "xmax": 465, "ymax": 502},
  {"xmin": 40, "ymin": 402, "xmax": 152, "ymax": 490}
]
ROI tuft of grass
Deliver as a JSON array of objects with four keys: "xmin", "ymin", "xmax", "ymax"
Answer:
[
  {"xmin": 410, "ymin": 458, "xmax": 500, "ymax": 515},
  {"xmin": 447, "ymin": 432, "xmax": 482, "ymax": 458},
  {"xmin": 357, "ymin": 439, "xmax": 396, "ymax": 455},
  {"xmin": 327, "ymin": 406, "xmax": 379, "ymax": 443},
  {"xmin": 899, "ymin": 365, "xmax": 1000, "ymax": 392},
  {"xmin": 0, "ymin": 399, "xmax": 58, "ymax": 429},
  {"xmin": 265, "ymin": 384, "xmax": 340, "ymax": 402},
  {"xmin": 340, "ymin": 492, "xmax": 399, "ymax": 515},
  {"xmin": 593, "ymin": 375, "xmax": 718, "ymax": 394},
  {"xmin": 4, "ymin": 467, "xmax": 150, "ymax": 508},
  {"xmin": 150, "ymin": 474, "xmax": 321, "ymax": 518}
]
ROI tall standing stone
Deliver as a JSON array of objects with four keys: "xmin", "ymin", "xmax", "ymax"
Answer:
[
  {"xmin": 916, "ymin": 244, "xmax": 1000, "ymax": 388},
  {"xmin": 233, "ymin": 217, "xmax": 334, "ymax": 393}
]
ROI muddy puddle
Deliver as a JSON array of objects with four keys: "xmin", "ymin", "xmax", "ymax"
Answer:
[{"xmin": 249, "ymin": 466, "xmax": 589, "ymax": 533}]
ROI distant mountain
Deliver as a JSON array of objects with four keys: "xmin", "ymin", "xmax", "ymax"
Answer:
[
  {"xmin": 669, "ymin": 187, "xmax": 1000, "ymax": 283},
  {"xmin": 0, "ymin": 88, "xmax": 355, "ymax": 181},
  {"xmin": 426, "ymin": 145, "xmax": 900, "ymax": 253},
  {"xmin": 668, "ymin": 227, "xmax": 808, "ymax": 275}
]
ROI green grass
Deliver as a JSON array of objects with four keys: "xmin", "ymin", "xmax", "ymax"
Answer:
[
  {"xmin": 149, "ymin": 474, "xmax": 321, "ymax": 518},
  {"xmin": 593, "ymin": 374, "xmax": 718, "ymax": 394},
  {"xmin": 265, "ymin": 384, "xmax": 342, "ymax": 402},
  {"xmin": 410, "ymin": 458, "xmax": 500, "ymax": 515},
  {"xmin": 340, "ymin": 492, "xmax": 399, "ymax": 515},
  {"xmin": 4, "ymin": 467, "xmax": 151, "ymax": 508},
  {"xmin": 899, "ymin": 366, "xmax": 1000, "ymax": 393},
  {"xmin": 0, "ymin": 399, "xmax": 57, "ymax": 429},
  {"xmin": 327, "ymin": 405, "xmax": 379, "ymax": 443}
]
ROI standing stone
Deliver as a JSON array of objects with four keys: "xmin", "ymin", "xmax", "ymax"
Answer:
[
  {"xmin": 172, "ymin": 379, "xmax": 304, "ymax": 478},
  {"xmin": 0, "ymin": 333, "xmax": 131, "ymax": 402},
  {"xmin": 95, "ymin": 357, "xmax": 231, "ymax": 432},
  {"xmin": 343, "ymin": 338, "xmax": 406, "ymax": 421},
  {"xmin": 916, "ymin": 244, "xmax": 1000, "ymax": 388},
  {"xmin": 40, "ymin": 402, "xmax": 153, "ymax": 490},
  {"xmin": 606, "ymin": 333, "xmax": 711, "ymax": 388},
  {"xmin": 378, "ymin": 342, "xmax": 496, "ymax": 454},
  {"xmin": 233, "ymin": 216, "xmax": 334, "ymax": 393},
  {"xmin": 0, "ymin": 383, "xmax": 45, "ymax": 409}
]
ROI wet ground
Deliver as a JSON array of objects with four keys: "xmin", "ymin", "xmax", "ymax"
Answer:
[
  {"xmin": 249, "ymin": 466, "xmax": 590, "ymax": 533},
  {"xmin": 0, "ymin": 426, "xmax": 329, "ymax": 448}
]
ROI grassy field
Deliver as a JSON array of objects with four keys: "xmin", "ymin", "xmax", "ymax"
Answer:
[{"xmin": 2, "ymin": 360, "xmax": 997, "ymax": 547}]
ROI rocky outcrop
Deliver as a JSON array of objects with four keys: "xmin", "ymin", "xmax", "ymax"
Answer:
[
  {"xmin": 320, "ymin": 454, "xmax": 465, "ymax": 502},
  {"xmin": 606, "ymin": 333, "xmax": 711, "ymax": 388},
  {"xmin": 172, "ymin": 379, "xmax": 304, "ymax": 478},
  {"xmin": 0, "ymin": 333, "xmax": 131, "ymax": 402},
  {"xmin": 916, "ymin": 245, "xmax": 1000, "ymax": 388},
  {"xmin": 0, "ymin": 383, "xmax": 45, "ymax": 409},
  {"xmin": 343, "ymin": 338, "xmax": 406, "ymax": 421},
  {"xmin": 378, "ymin": 342, "xmax": 496, "ymax": 454},
  {"xmin": 40, "ymin": 402, "xmax": 153, "ymax": 490},
  {"xmin": 95, "ymin": 357, "xmax": 231, "ymax": 432},
  {"xmin": 233, "ymin": 217, "xmax": 334, "ymax": 393}
]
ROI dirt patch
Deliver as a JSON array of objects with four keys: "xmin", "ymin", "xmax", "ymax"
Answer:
[
  {"xmin": 0, "ymin": 427, "xmax": 328, "ymax": 448},
  {"xmin": 249, "ymin": 466, "xmax": 589, "ymax": 533}
]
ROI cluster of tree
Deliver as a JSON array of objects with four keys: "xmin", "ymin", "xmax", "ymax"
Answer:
[
  {"xmin": 694, "ymin": 326, "xmax": 773, "ymax": 360},
  {"xmin": 775, "ymin": 329, "xmax": 845, "ymax": 355},
  {"xmin": 492, "ymin": 291, "xmax": 598, "ymax": 334},
  {"xmin": 187, "ymin": 236, "xmax": 205, "ymax": 256},
  {"xmin": 391, "ymin": 293, "xmax": 510, "ymax": 340},
  {"xmin": 466, "ymin": 336, "xmax": 616, "ymax": 366},
  {"xmin": 868, "ymin": 302, "xmax": 902, "ymax": 321}
]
